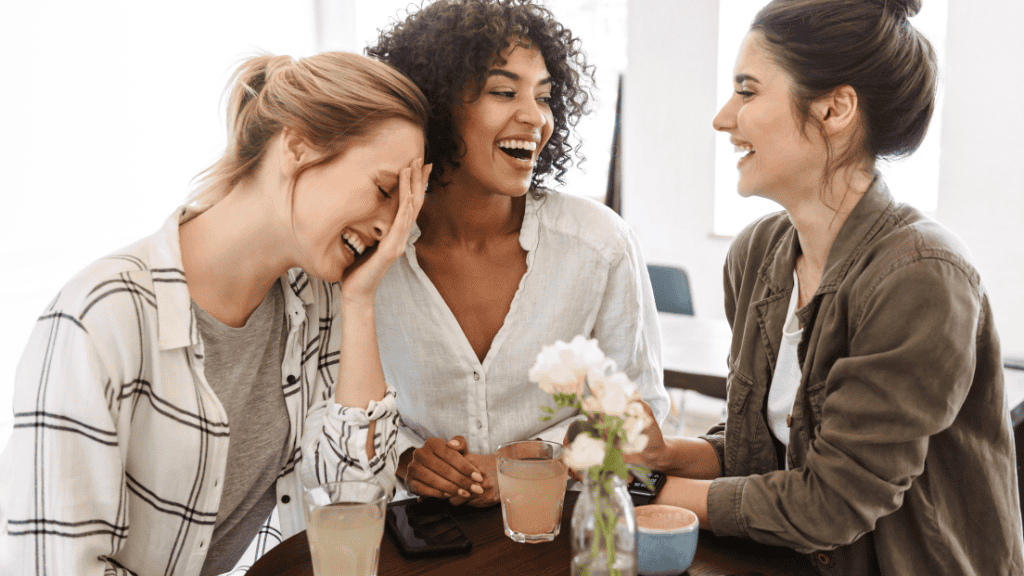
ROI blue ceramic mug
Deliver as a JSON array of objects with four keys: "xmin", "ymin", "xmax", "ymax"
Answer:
[{"xmin": 636, "ymin": 504, "xmax": 699, "ymax": 576}]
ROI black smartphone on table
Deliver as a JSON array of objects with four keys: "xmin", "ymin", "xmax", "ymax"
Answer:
[{"xmin": 385, "ymin": 498, "xmax": 473, "ymax": 558}]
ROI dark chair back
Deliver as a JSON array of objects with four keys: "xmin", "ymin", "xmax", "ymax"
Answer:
[{"xmin": 647, "ymin": 264, "xmax": 694, "ymax": 315}]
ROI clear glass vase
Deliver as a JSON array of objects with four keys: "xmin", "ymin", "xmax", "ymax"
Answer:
[{"xmin": 570, "ymin": 470, "xmax": 638, "ymax": 576}]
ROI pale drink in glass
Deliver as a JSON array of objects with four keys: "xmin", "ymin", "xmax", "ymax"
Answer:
[
  {"xmin": 302, "ymin": 481, "xmax": 386, "ymax": 576},
  {"xmin": 496, "ymin": 440, "xmax": 567, "ymax": 543}
]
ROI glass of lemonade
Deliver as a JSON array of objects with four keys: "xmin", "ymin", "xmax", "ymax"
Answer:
[
  {"xmin": 496, "ymin": 440, "xmax": 568, "ymax": 543},
  {"xmin": 302, "ymin": 480, "xmax": 387, "ymax": 576}
]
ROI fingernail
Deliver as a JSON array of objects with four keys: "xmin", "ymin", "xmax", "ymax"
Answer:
[
  {"xmin": 471, "ymin": 472, "xmax": 483, "ymax": 483},
  {"xmin": 458, "ymin": 489, "xmax": 470, "ymax": 497},
  {"xmin": 443, "ymin": 492, "xmax": 452, "ymax": 498},
  {"xmin": 471, "ymin": 484, "xmax": 484, "ymax": 494},
  {"xmin": 448, "ymin": 440, "xmax": 460, "ymax": 448}
]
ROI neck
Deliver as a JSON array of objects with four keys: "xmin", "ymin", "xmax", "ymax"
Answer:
[
  {"xmin": 179, "ymin": 175, "xmax": 294, "ymax": 327},
  {"xmin": 785, "ymin": 168, "xmax": 874, "ymax": 273},
  {"xmin": 418, "ymin": 178, "xmax": 526, "ymax": 248}
]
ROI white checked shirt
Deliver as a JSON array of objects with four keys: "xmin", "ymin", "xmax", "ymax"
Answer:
[
  {"xmin": 375, "ymin": 191, "xmax": 670, "ymax": 459},
  {"xmin": 0, "ymin": 208, "xmax": 400, "ymax": 576}
]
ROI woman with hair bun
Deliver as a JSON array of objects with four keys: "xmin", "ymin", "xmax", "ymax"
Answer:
[
  {"xmin": 631, "ymin": 0, "xmax": 1024, "ymax": 573},
  {"xmin": 0, "ymin": 52, "xmax": 431, "ymax": 574},
  {"xmin": 366, "ymin": 0, "xmax": 670, "ymax": 508}
]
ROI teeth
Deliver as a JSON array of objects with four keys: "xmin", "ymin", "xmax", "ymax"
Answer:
[
  {"xmin": 497, "ymin": 139, "xmax": 538, "ymax": 151},
  {"xmin": 341, "ymin": 230, "xmax": 365, "ymax": 255},
  {"xmin": 734, "ymin": 144, "xmax": 754, "ymax": 154}
]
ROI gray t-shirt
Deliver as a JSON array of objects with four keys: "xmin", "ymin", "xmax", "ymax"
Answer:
[{"xmin": 194, "ymin": 281, "xmax": 291, "ymax": 576}]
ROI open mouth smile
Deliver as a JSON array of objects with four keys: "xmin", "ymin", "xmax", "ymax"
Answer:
[
  {"xmin": 497, "ymin": 139, "xmax": 538, "ymax": 163},
  {"xmin": 341, "ymin": 230, "xmax": 366, "ymax": 257}
]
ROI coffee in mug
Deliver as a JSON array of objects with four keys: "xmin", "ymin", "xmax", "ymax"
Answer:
[{"xmin": 635, "ymin": 504, "xmax": 699, "ymax": 576}]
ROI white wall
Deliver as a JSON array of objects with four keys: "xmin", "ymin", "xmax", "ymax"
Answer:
[
  {"xmin": 624, "ymin": 0, "xmax": 1024, "ymax": 358},
  {"xmin": 0, "ymin": 1, "xmax": 317, "ymax": 445},
  {"xmin": 624, "ymin": 0, "xmax": 731, "ymax": 317},
  {"xmin": 934, "ymin": 0, "xmax": 1024, "ymax": 358}
]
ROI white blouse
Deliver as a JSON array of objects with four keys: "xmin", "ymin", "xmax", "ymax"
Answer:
[{"xmin": 374, "ymin": 191, "xmax": 671, "ymax": 458}]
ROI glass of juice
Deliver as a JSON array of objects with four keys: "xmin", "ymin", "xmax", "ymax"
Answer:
[
  {"xmin": 302, "ymin": 480, "xmax": 387, "ymax": 576},
  {"xmin": 496, "ymin": 439, "xmax": 568, "ymax": 543}
]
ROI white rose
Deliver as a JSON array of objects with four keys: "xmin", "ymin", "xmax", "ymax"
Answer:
[
  {"xmin": 623, "ymin": 401, "xmax": 653, "ymax": 439},
  {"xmin": 621, "ymin": 401, "xmax": 653, "ymax": 454},
  {"xmin": 529, "ymin": 340, "xmax": 580, "ymax": 394},
  {"xmin": 564, "ymin": 434, "xmax": 607, "ymax": 469},
  {"xmin": 588, "ymin": 372, "xmax": 637, "ymax": 416},
  {"xmin": 530, "ymin": 336, "xmax": 612, "ymax": 396},
  {"xmin": 582, "ymin": 396, "xmax": 604, "ymax": 414},
  {"xmin": 622, "ymin": 433, "xmax": 649, "ymax": 454}
]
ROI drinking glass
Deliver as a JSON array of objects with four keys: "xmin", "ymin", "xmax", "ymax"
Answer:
[
  {"xmin": 495, "ymin": 439, "xmax": 568, "ymax": 543},
  {"xmin": 302, "ymin": 480, "xmax": 387, "ymax": 576}
]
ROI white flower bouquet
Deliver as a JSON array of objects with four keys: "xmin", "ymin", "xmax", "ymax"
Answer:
[{"xmin": 529, "ymin": 335, "xmax": 655, "ymax": 575}]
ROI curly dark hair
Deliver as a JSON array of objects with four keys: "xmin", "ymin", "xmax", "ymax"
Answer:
[{"xmin": 366, "ymin": 0, "xmax": 594, "ymax": 192}]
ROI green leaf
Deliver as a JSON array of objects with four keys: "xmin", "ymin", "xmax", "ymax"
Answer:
[
  {"xmin": 541, "ymin": 405, "xmax": 554, "ymax": 414},
  {"xmin": 626, "ymin": 463, "xmax": 655, "ymax": 491},
  {"xmin": 540, "ymin": 416, "xmax": 552, "ymax": 422},
  {"xmin": 603, "ymin": 448, "xmax": 629, "ymax": 482}
]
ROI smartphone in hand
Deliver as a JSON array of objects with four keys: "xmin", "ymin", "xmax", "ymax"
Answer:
[{"xmin": 385, "ymin": 498, "xmax": 473, "ymax": 558}]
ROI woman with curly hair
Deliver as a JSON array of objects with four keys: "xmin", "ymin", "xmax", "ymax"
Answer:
[{"xmin": 366, "ymin": 0, "xmax": 670, "ymax": 507}]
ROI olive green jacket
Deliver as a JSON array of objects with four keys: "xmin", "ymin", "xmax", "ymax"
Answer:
[{"xmin": 702, "ymin": 179, "xmax": 1024, "ymax": 575}]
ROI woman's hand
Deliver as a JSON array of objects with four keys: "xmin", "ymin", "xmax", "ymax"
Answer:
[
  {"xmin": 404, "ymin": 436, "xmax": 486, "ymax": 501},
  {"xmin": 342, "ymin": 158, "xmax": 431, "ymax": 303},
  {"xmin": 624, "ymin": 399, "xmax": 668, "ymax": 472},
  {"xmin": 447, "ymin": 453, "xmax": 499, "ymax": 507}
]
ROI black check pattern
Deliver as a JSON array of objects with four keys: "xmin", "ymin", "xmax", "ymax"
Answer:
[{"xmin": 1, "ymin": 212, "xmax": 400, "ymax": 575}]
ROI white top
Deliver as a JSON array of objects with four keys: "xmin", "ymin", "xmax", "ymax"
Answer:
[
  {"xmin": 0, "ymin": 208, "xmax": 399, "ymax": 576},
  {"xmin": 767, "ymin": 269, "xmax": 803, "ymax": 454},
  {"xmin": 375, "ymin": 191, "xmax": 670, "ymax": 458}
]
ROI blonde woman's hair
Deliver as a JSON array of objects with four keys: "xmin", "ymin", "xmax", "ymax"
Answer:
[{"xmin": 189, "ymin": 51, "xmax": 429, "ymax": 207}]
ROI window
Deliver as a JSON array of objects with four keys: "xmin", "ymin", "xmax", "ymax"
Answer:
[{"xmin": 712, "ymin": 0, "xmax": 949, "ymax": 236}]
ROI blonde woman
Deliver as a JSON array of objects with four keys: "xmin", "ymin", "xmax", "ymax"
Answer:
[{"xmin": 0, "ymin": 52, "xmax": 431, "ymax": 575}]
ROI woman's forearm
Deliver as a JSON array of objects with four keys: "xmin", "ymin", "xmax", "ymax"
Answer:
[
  {"xmin": 337, "ymin": 297, "xmax": 387, "ymax": 409},
  {"xmin": 652, "ymin": 436, "xmax": 722, "ymax": 480},
  {"xmin": 652, "ymin": 476, "xmax": 712, "ymax": 527}
]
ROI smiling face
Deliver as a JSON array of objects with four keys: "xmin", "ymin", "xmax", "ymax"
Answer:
[
  {"xmin": 713, "ymin": 32, "xmax": 825, "ymax": 203},
  {"xmin": 448, "ymin": 42, "xmax": 554, "ymax": 197},
  {"xmin": 289, "ymin": 118, "xmax": 424, "ymax": 282}
]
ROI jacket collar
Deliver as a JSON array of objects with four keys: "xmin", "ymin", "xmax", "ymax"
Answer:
[
  {"xmin": 759, "ymin": 175, "xmax": 894, "ymax": 298},
  {"xmin": 818, "ymin": 176, "xmax": 894, "ymax": 295}
]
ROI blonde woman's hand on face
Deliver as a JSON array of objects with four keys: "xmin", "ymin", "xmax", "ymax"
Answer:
[{"xmin": 342, "ymin": 158, "xmax": 431, "ymax": 304}]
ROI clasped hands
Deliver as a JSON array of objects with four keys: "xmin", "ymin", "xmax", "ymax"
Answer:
[
  {"xmin": 401, "ymin": 402, "xmax": 672, "ymax": 508},
  {"xmin": 401, "ymin": 436, "xmax": 498, "ymax": 507}
]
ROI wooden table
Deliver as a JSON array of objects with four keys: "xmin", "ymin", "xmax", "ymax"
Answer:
[
  {"xmin": 658, "ymin": 312, "xmax": 1024, "ymax": 427},
  {"xmin": 248, "ymin": 491, "xmax": 816, "ymax": 576}
]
